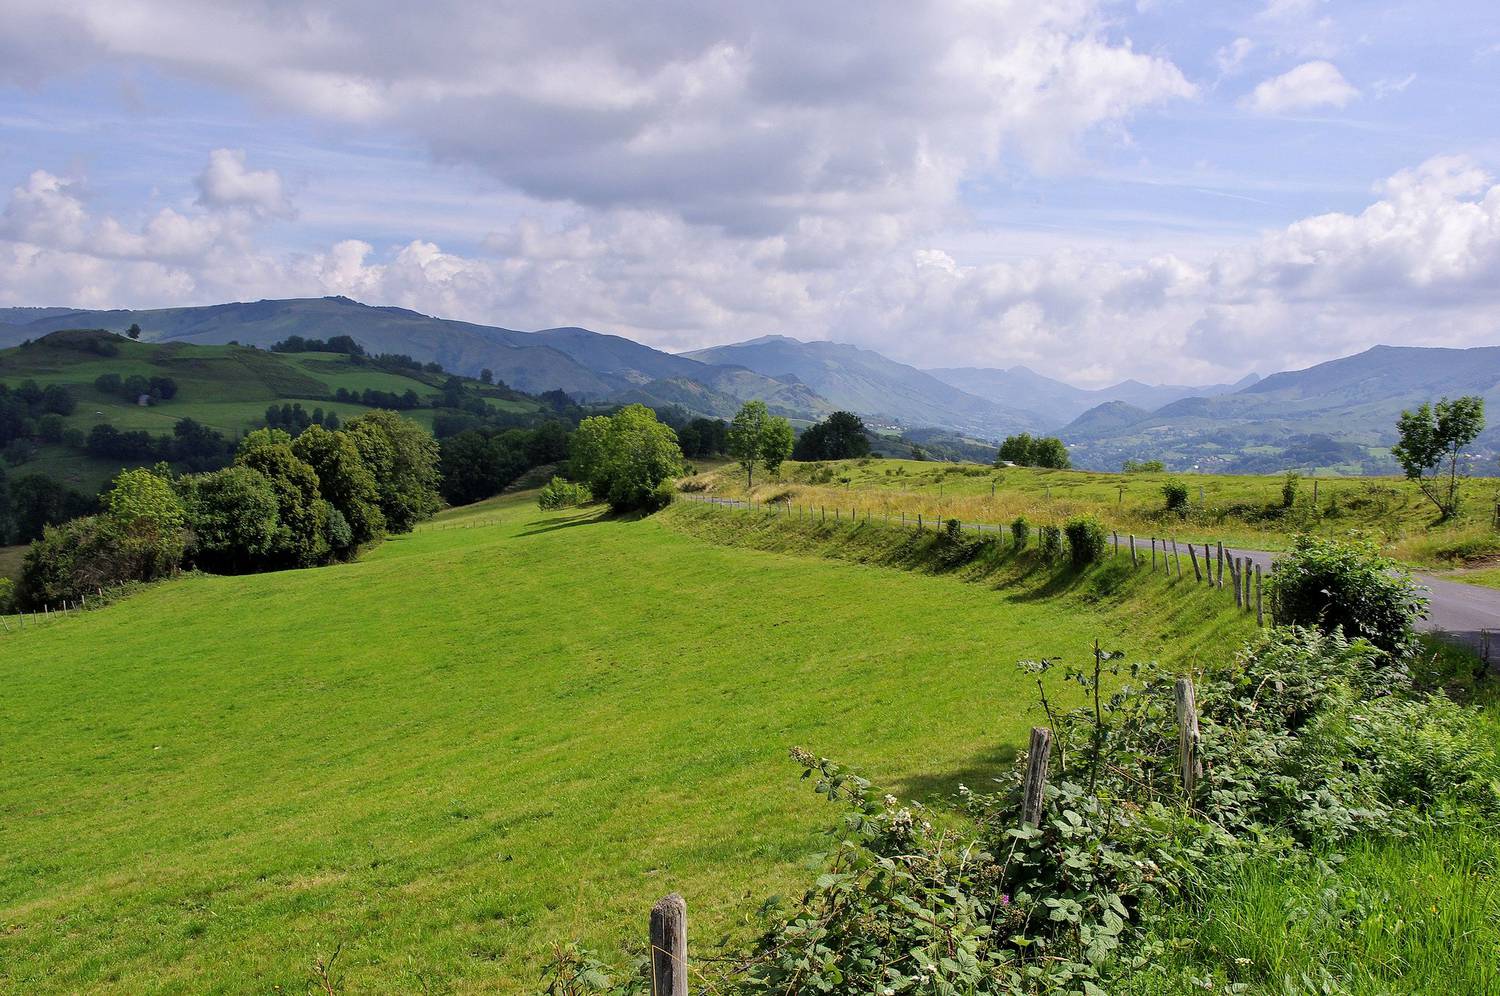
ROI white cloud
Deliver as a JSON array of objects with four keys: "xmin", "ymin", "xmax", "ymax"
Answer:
[
  {"xmin": 5, "ymin": 154, "xmax": 1500, "ymax": 387},
  {"xmin": 1240, "ymin": 60, "xmax": 1358, "ymax": 114},
  {"xmin": 1215, "ymin": 37, "xmax": 1254, "ymax": 76},
  {"xmin": 1371, "ymin": 72, "xmax": 1416, "ymax": 99},
  {"xmin": 195, "ymin": 149, "xmax": 292, "ymax": 217},
  {"xmin": 1, "ymin": 0, "xmax": 1193, "ymax": 236}
]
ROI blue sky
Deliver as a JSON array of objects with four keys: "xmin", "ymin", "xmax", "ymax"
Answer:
[{"xmin": 1, "ymin": 0, "xmax": 1498, "ymax": 385}]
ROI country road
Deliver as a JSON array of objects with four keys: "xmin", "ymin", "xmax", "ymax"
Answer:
[{"xmin": 687, "ymin": 495, "xmax": 1500, "ymax": 660}]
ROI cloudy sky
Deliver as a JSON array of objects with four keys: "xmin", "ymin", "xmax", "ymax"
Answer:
[{"xmin": 1, "ymin": 0, "xmax": 1498, "ymax": 386}]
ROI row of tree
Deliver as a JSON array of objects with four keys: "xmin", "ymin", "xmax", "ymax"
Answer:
[
  {"xmin": 94, "ymin": 373, "xmax": 178, "ymax": 402},
  {"xmin": 12, "ymin": 411, "xmax": 442, "ymax": 608},
  {"xmin": 996, "ymin": 432, "xmax": 1071, "ymax": 469}
]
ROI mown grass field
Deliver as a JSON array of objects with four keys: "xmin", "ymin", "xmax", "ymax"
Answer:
[
  {"xmin": 684, "ymin": 457, "xmax": 1500, "ymax": 568},
  {"xmin": 0, "ymin": 490, "xmax": 1256, "ymax": 992}
]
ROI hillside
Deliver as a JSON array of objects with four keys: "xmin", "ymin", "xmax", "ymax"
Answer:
[
  {"xmin": 1059, "ymin": 344, "xmax": 1500, "ymax": 473},
  {"xmin": 925, "ymin": 365, "xmax": 1258, "ymax": 427},
  {"xmin": 683, "ymin": 335, "xmax": 1041, "ymax": 437},
  {"xmin": 0, "ymin": 490, "xmax": 1254, "ymax": 992},
  {"xmin": 0, "ymin": 329, "xmax": 542, "ymax": 498}
]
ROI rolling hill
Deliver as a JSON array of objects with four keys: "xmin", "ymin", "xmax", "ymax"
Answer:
[
  {"xmin": 925, "ymin": 365, "xmax": 1259, "ymax": 427},
  {"xmin": 683, "ymin": 335, "xmax": 1042, "ymax": 437}
]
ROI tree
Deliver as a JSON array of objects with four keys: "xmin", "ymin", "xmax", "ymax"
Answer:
[
  {"xmin": 728, "ymin": 401, "xmax": 794, "ymax": 489},
  {"xmin": 345, "ymin": 411, "xmax": 442, "ymax": 532},
  {"xmin": 597, "ymin": 405, "xmax": 684, "ymax": 511},
  {"xmin": 126, "ymin": 323, "xmax": 142, "ymax": 340},
  {"xmin": 569, "ymin": 415, "xmax": 613, "ymax": 490},
  {"xmin": 103, "ymin": 467, "xmax": 186, "ymax": 532},
  {"xmin": 996, "ymin": 433, "xmax": 1034, "ymax": 466},
  {"xmin": 9, "ymin": 474, "xmax": 91, "ymax": 543},
  {"xmin": 179, "ymin": 465, "xmax": 282, "ymax": 573},
  {"xmin": 480, "ymin": 368, "xmax": 494, "ymax": 385},
  {"xmin": 793, "ymin": 411, "xmax": 871, "ymax": 461},
  {"xmin": 292, "ymin": 425, "xmax": 386, "ymax": 551},
  {"xmin": 995, "ymin": 433, "xmax": 1069, "ymax": 469},
  {"xmin": 235, "ymin": 428, "xmax": 331, "ymax": 567},
  {"xmin": 1391, "ymin": 396, "xmax": 1485, "ymax": 520}
]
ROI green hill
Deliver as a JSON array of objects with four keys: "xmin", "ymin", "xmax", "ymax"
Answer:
[
  {"xmin": 0, "ymin": 490, "xmax": 1254, "ymax": 992},
  {"xmin": 0, "ymin": 329, "xmax": 541, "ymax": 498}
]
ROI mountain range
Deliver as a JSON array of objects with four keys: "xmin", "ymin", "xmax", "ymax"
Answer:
[{"xmin": 2, "ymin": 296, "xmax": 1496, "ymax": 473}]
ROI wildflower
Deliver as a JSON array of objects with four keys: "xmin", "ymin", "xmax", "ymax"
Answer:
[
  {"xmin": 999, "ymin": 894, "xmax": 1011, "ymax": 907},
  {"xmin": 883, "ymin": 794, "xmax": 898, "ymax": 809}
]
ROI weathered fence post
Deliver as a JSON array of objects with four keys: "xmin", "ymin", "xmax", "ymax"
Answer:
[
  {"xmin": 650, "ymin": 893, "xmax": 688, "ymax": 996},
  {"xmin": 1129, "ymin": 534, "xmax": 1138, "ymax": 567},
  {"xmin": 1175, "ymin": 677, "xmax": 1201, "ymax": 801},
  {"xmin": 1172, "ymin": 537, "xmax": 1183, "ymax": 578},
  {"xmin": 918, "ymin": 513, "xmax": 923, "ymax": 530},
  {"xmin": 1151, "ymin": 537, "xmax": 1157, "ymax": 572},
  {"xmin": 1112, "ymin": 531, "xmax": 1119, "ymax": 555},
  {"xmin": 1216, "ymin": 543, "xmax": 1225, "ymax": 588},
  {"xmin": 1255, "ymin": 564, "xmax": 1264, "ymax": 626},
  {"xmin": 1188, "ymin": 543, "xmax": 1202, "ymax": 582},
  {"xmin": 1021, "ymin": 726, "xmax": 1052, "ymax": 828},
  {"xmin": 1242, "ymin": 562, "xmax": 1252, "ymax": 611}
]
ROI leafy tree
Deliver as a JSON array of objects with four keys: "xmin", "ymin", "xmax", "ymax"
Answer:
[
  {"xmin": 15, "ymin": 513, "xmax": 183, "ymax": 609},
  {"xmin": 1281, "ymin": 471, "xmax": 1300, "ymax": 508},
  {"xmin": 292, "ymin": 425, "xmax": 386, "ymax": 551},
  {"xmin": 9, "ymin": 474, "xmax": 91, "ymax": 543},
  {"xmin": 103, "ymin": 467, "xmax": 186, "ymax": 532},
  {"xmin": 1064, "ymin": 517, "xmax": 1106, "ymax": 567},
  {"xmin": 438, "ymin": 430, "xmax": 510, "ymax": 506},
  {"xmin": 793, "ymin": 411, "xmax": 871, "ymax": 461},
  {"xmin": 178, "ymin": 465, "xmax": 282, "ymax": 573},
  {"xmin": 480, "ymin": 368, "xmax": 494, "ymax": 385},
  {"xmin": 595, "ymin": 405, "xmax": 683, "ymax": 511},
  {"xmin": 235, "ymin": 428, "xmax": 331, "ymax": 567},
  {"xmin": 1121, "ymin": 459, "xmax": 1164, "ymax": 473},
  {"xmin": 996, "ymin": 433, "xmax": 1070, "ymax": 469},
  {"xmin": 1391, "ymin": 396, "xmax": 1485, "ymax": 520},
  {"xmin": 568, "ymin": 415, "xmax": 613, "ymax": 489},
  {"xmin": 728, "ymin": 401, "xmax": 793, "ymax": 488},
  {"xmin": 345, "ymin": 411, "xmax": 442, "ymax": 532},
  {"xmin": 126, "ymin": 323, "xmax": 142, "ymax": 340},
  {"xmin": 996, "ymin": 432, "xmax": 1034, "ymax": 466},
  {"xmin": 94, "ymin": 373, "xmax": 123, "ymax": 395}
]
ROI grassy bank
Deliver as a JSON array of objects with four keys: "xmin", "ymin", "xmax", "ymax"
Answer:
[
  {"xmin": 0, "ymin": 492, "xmax": 1251, "ymax": 992},
  {"xmin": 683, "ymin": 458, "xmax": 1500, "ymax": 567}
]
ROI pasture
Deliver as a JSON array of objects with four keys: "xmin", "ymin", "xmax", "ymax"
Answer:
[{"xmin": 0, "ymin": 491, "xmax": 1247, "ymax": 992}]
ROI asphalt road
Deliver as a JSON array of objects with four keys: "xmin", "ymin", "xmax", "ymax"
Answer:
[{"xmin": 687, "ymin": 496, "xmax": 1500, "ymax": 660}]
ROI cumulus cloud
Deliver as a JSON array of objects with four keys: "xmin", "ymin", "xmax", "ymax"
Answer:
[
  {"xmin": 2, "ymin": 0, "xmax": 1193, "ymax": 235},
  {"xmin": 1241, "ymin": 60, "xmax": 1358, "ymax": 114},
  {"xmin": 195, "ymin": 149, "xmax": 292, "ymax": 217},
  {"xmin": 1215, "ymin": 37, "xmax": 1255, "ymax": 76},
  {"xmin": 5, "ymin": 154, "xmax": 1500, "ymax": 386}
]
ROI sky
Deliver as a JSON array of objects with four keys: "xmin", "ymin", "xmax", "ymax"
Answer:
[{"xmin": 1, "ymin": 0, "xmax": 1498, "ymax": 387}]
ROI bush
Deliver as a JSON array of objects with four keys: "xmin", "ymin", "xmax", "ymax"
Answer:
[
  {"xmin": 0, "ymin": 577, "xmax": 14, "ymax": 614},
  {"xmin": 944, "ymin": 517, "xmax": 961, "ymax": 540},
  {"xmin": 1010, "ymin": 515, "xmax": 1030, "ymax": 548},
  {"xmin": 15, "ymin": 515, "xmax": 183, "ymax": 609},
  {"xmin": 1162, "ymin": 477, "xmax": 1189, "ymax": 515},
  {"xmin": 1268, "ymin": 535, "xmax": 1425, "ymax": 653},
  {"xmin": 179, "ymin": 465, "xmax": 282, "ymax": 574},
  {"xmin": 538, "ymin": 476, "xmax": 592, "ymax": 510},
  {"xmin": 1039, "ymin": 523, "xmax": 1062, "ymax": 560},
  {"xmin": 1064, "ymin": 516, "xmax": 1106, "ymax": 567},
  {"xmin": 1281, "ymin": 471, "xmax": 1300, "ymax": 508}
]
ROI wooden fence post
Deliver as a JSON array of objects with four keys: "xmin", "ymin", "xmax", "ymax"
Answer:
[
  {"xmin": 1021, "ymin": 726, "xmax": 1052, "ymax": 828},
  {"xmin": 1129, "ymin": 534, "xmax": 1138, "ymax": 567},
  {"xmin": 917, "ymin": 513, "xmax": 923, "ymax": 530},
  {"xmin": 1255, "ymin": 565, "xmax": 1264, "ymax": 626},
  {"xmin": 1175, "ymin": 678, "xmax": 1201, "ymax": 801},
  {"xmin": 1112, "ymin": 531, "xmax": 1119, "ymax": 555},
  {"xmin": 1172, "ymin": 537, "xmax": 1183, "ymax": 578},
  {"xmin": 1151, "ymin": 538, "xmax": 1157, "ymax": 572},
  {"xmin": 1215, "ymin": 543, "xmax": 1224, "ymax": 588},
  {"xmin": 1232, "ymin": 559, "xmax": 1243, "ymax": 608},
  {"xmin": 1188, "ymin": 543, "xmax": 1202, "ymax": 582},
  {"xmin": 650, "ymin": 893, "xmax": 688, "ymax": 996}
]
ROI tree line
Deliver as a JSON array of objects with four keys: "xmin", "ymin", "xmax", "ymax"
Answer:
[{"xmin": 11, "ymin": 411, "xmax": 441, "ymax": 609}]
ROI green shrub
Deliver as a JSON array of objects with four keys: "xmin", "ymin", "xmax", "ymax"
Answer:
[
  {"xmin": 1064, "ymin": 516, "xmax": 1107, "ymax": 567},
  {"xmin": 944, "ymin": 517, "xmax": 961, "ymax": 540},
  {"xmin": 1281, "ymin": 470, "xmax": 1300, "ymax": 508},
  {"xmin": 1268, "ymin": 535, "xmax": 1425, "ymax": 653},
  {"xmin": 0, "ymin": 577, "xmax": 14, "ymax": 614},
  {"xmin": 1039, "ymin": 523, "xmax": 1062, "ymax": 560},
  {"xmin": 15, "ymin": 515, "xmax": 183, "ymax": 609},
  {"xmin": 538, "ymin": 476, "xmax": 593, "ymax": 510},
  {"xmin": 1162, "ymin": 477, "xmax": 1189, "ymax": 515},
  {"xmin": 1010, "ymin": 515, "xmax": 1030, "ymax": 548}
]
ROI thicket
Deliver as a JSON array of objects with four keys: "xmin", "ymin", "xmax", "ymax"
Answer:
[
  {"xmin": 536, "ymin": 540, "xmax": 1500, "ymax": 994},
  {"xmin": 538, "ymin": 476, "xmax": 592, "ymax": 510}
]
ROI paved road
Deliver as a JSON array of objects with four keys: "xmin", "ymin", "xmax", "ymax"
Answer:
[{"xmin": 686, "ymin": 495, "xmax": 1500, "ymax": 659}]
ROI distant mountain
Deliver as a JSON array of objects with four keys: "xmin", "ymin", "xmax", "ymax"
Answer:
[
  {"xmin": 1059, "ymin": 345, "xmax": 1500, "ymax": 474},
  {"xmin": 683, "ymin": 335, "xmax": 1042, "ymax": 437},
  {"xmin": 925, "ymin": 365, "xmax": 1259, "ymax": 428}
]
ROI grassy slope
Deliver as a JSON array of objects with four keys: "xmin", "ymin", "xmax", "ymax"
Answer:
[
  {"xmin": 685, "ymin": 458, "xmax": 1500, "ymax": 567},
  {"xmin": 1, "ymin": 493, "xmax": 1252, "ymax": 993},
  {"xmin": 0, "ymin": 337, "xmax": 539, "ymax": 494}
]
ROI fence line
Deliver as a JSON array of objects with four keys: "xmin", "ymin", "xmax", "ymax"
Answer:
[{"xmin": 680, "ymin": 493, "xmax": 1270, "ymax": 623}]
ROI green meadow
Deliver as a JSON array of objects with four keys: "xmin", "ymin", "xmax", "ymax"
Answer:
[{"xmin": 2, "ymin": 491, "xmax": 1252, "ymax": 993}]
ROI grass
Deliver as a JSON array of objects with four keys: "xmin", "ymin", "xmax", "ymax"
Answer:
[
  {"xmin": 1130, "ymin": 818, "xmax": 1500, "ymax": 994},
  {"xmin": 685, "ymin": 458, "xmax": 1500, "ymax": 568},
  {"xmin": 0, "ymin": 543, "xmax": 23, "ymax": 580},
  {"xmin": 0, "ymin": 492, "xmax": 1252, "ymax": 993}
]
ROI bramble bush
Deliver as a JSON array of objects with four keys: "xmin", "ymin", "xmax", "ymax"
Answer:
[
  {"xmin": 1010, "ymin": 515, "xmax": 1030, "ymax": 549},
  {"xmin": 1268, "ymin": 534, "xmax": 1425, "ymax": 653},
  {"xmin": 1038, "ymin": 523, "xmax": 1062, "ymax": 561},
  {"xmin": 1064, "ymin": 516, "xmax": 1106, "ymax": 567},
  {"xmin": 538, "ymin": 476, "xmax": 592, "ymax": 510}
]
